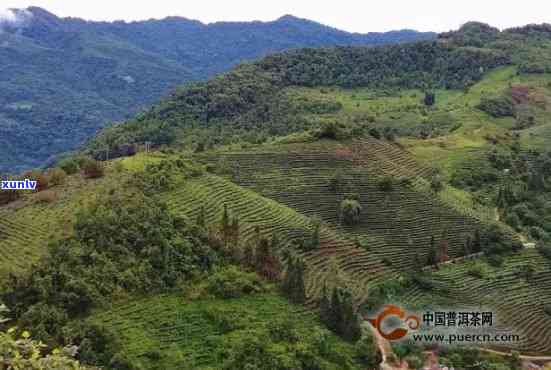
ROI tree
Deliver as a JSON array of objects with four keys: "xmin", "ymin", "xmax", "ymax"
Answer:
[
  {"xmin": 196, "ymin": 206, "xmax": 206, "ymax": 229},
  {"xmin": 322, "ymin": 286, "xmax": 362, "ymax": 341},
  {"xmin": 230, "ymin": 215, "xmax": 240, "ymax": 248},
  {"xmin": 305, "ymin": 217, "xmax": 322, "ymax": 250},
  {"xmin": 58, "ymin": 157, "xmax": 80, "ymax": 175},
  {"xmin": 430, "ymin": 174, "xmax": 444, "ymax": 193},
  {"xmin": 378, "ymin": 176, "xmax": 394, "ymax": 192},
  {"xmin": 355, "ymin": 332, "xmax": 382, "ymax": 369},
  {"xmin": 340, "ymin": 199, "xmax": 362, "ymax": 226},
  {"xmin": 220, "ymin": 204, "xmax": 239, "ymax": 249},
  {"xmin": 427, "ymin": 236, "xmax": 438, "ymax": 266},
  {"xmin": 255, "ymin": 236, "xmax": 280, "ymax": 281},
  {"xmin": 473, "ymin": 229, "xmax": 482, "ymax": 253},
  {"xmin": 282, "ymin": 253, "xmax": 307, "ymax": 304},
  {"xmin": 329, "ymin": 169, "xmax": 345, "ymax": 192},
  {"xmin": 439, "ymin": 230, "xmax": 450, "ymax": 262},
  {"xmin": 464, "ymin": 235, "xmax": 473, "ymax": 255},
  {"xmin": 243, "ymin": 241, "xmax": 256, "ymax": 269},
  {"xmin": 81, "ymin": 158, "xmax": 104, "ymax": 179},
  {"xmin": 424, "ymin": 91, "xmax": 435, "ymax": 106},
  {"xmin": 319, "ymin": 285, "xmax": 331, "ymax": 325},
  {"xmin": 4, "ymin": 187, "xmax": 216, "ymax": 345}
]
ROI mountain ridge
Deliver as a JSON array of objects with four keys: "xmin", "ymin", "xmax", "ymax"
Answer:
[{"xmin": 0, "ymin": 7, "xmax": 435, "ymax": 174}]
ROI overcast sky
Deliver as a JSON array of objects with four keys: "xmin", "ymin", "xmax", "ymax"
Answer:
[{"xmin": 2, "ymin": 0, "xmax": 551, "ymax": 33}]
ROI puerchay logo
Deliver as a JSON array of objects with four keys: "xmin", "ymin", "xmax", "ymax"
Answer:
[{"xmin": 1, "ymin": 179, "xmax": 37, "ymax": 191}]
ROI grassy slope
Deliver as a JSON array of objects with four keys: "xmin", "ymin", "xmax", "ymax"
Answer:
[
  {"xmin": 0, "ymin": 170, "xmax": 117, "ymax": 282},
  {"xmin": 0, "ymin": 152, "xmax": 167, "ymax": 283},
  {"xmin": 284, "ymin": 66, "xmax": 551, "ymax": 176}
]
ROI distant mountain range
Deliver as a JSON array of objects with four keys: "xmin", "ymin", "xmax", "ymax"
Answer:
[{"xmin": 0, "ymin": 7, "xmax": 435, "ymax": 173}]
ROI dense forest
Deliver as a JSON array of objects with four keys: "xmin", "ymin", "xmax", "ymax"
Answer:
[
  {"xmin": 0, "ymin": 7, "xmax": 434, "ymax": 174},
  {"xmin": 86, "ymin": 32, "xmax": 510, "ymax": 157}
]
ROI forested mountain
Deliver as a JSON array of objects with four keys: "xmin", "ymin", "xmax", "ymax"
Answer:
[
  {"xmin": 0, "ymin": 7, "xmax": 434, "ymax": 173},
  {"xmin": 86, "ymin": 29, "xmax": 510, "ymax": 156}
]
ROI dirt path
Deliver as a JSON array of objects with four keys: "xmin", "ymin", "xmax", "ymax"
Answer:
[
  {"xmin": 479, "ymin": 348, "xmax": 551, "ymax": 363},
  {"xmin": 365, "ymin": 323, "xmax": 408, "ymax": 370}
]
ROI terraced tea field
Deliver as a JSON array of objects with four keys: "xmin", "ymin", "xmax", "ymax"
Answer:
[
  {"xmin": 90, "ymin": 293, "xmax": 362, "ymax": 369},
  {"xmin": 0, "ymin": 173, "xmax": 114, "ymax": 282},
  {"xmin": 200, "ymin": 139, "xmax": 495, "ymax": 273},
  {"xmin": 161, "ymin": 173, "xmax": 394, "ymax": 305},
  {"xmin": 400, "ymin": 249, "xmax": 551, "ymax": 355}
]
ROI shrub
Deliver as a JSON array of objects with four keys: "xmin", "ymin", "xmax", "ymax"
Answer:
[
  {"xmin": 537, "ymin": 243, "xmax": 551, "ymax": 259},
  {"xmin": 205, "ymin": 163, "xmax": 216, "ymax": 173},
  {"xmin": 430, "ymin": 174, "xmax": 444, "ymax": 193},
  {"xmin": 477, "ymin": 94, "xmax": 515, "ymax": 117},
  {"xmin": 467, "ymin": 262, "xmax": 486, "ymax": 279},
  {"xmin": 530, "ymin": 226, "xmax": 549, "ymax": 241},
  {"xmin": 487, "ymin": 255, "xmax": 504, "ymax": 267},
  {"xmin": 206, "ymin": 266, "xmax": 264, "ymax": 299},
  {"xmin": 58, "ymin": 157, "xmax": 80, "ymax": 175},
  {"xmin": 112, "ymin": 161, "xmax": 125, "ymax": 173},
  {"xmin": 405, "ymin": 354, "xmax": 424, "ymax": 370},
  {"xmin": 316, "ymin": 121, "xmax": 342, "ymax": 140},
  {"xmin": 268, "ymin": 319, "xmax": 300, "ymax": 343},
  {"xmin": 369, "ymin": 127, "xmax": 381, "ymax": 139},
  {"xmin": 109, "ymin": 353, "xmax": 135, "ymax": 370},
  {"xmin": 411, "ymin": 274, "xmax": 434, "ymax": 291},
  {"xmin": 378, "ymin": 176, "xmax": 394, "ymax": 192},
  {"xmin": 516, "ymin": 264, "xmax": 535, "ymax": 280},
  {"xmin": 329, "ymin": 169, "xmax": 346, "ymax": 192},
  {"xmin": 355, "ymin": 332, "xmax": 381, "ymax": 368},
  {"xmin": 35, "ymin": 190, "xmax": 57, "ymax": 204},
  {"xmin": 23, "ymin": 170, "xmax": 49, "ymax": 192},
  {"xmin": 46, "ymin": 168, "xmax": 67, "ymax": 186},
  {"xmin": 505, "ymin": 212, "xmax": 521, "ymax": 231},
  {"xmin": 304, "ymin": 216, "xmax": 322, "ymax": 250},
  {"xmin": 355, "ymin": 237, "xmax": 370, "ymax": 251},
  {"xmin": 340, "ymin": 199, "xmax": 362, "ymax": 226},
  {"xmin": 0, "ymin": 328, "xmax": 90, "ymax": 369},
  {"xmin": 81, "ymin": 158, "xmax": 104, "ymax": 179}
]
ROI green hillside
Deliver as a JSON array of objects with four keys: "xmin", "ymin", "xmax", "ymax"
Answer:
[{"xmin": 3, "ymin": 21, "xmax": 551, "ymax": 369}]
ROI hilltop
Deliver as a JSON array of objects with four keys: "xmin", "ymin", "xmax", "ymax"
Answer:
[{"xmin": 0, "ymin": 6, "xmax": 434, "ymax": 174}]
